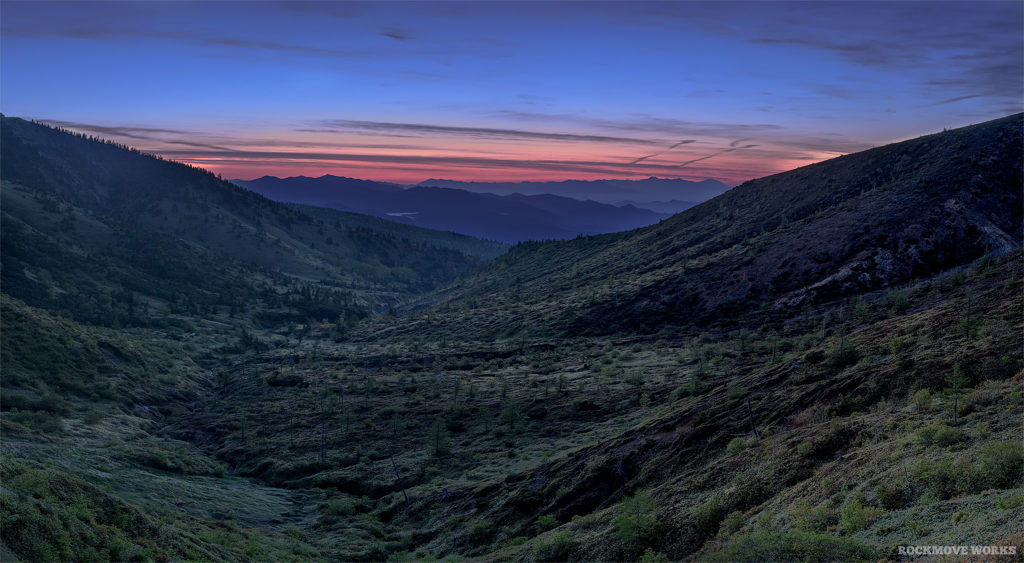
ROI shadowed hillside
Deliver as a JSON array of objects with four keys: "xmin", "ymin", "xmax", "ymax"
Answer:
[
  {"xmin": 2, "ymin": 114, "xmax": 1021, "ymax": 562},
  {"xmin": 373, "ymin": 114, "xmax": 1022, "ymax": 340},
  {"xmin": 1, "ymin": 117, "xmax": 505, "ymax": 330}
]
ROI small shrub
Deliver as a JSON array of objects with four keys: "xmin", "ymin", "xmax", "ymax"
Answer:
[
  {"xmin": 942, "ymin": 364, "xmax": 969, "ymax": 426},
  {"xmin": 907, "ymin": 520, "xmax": 928, "ymax": 537},
  {"xmin": 824, "ymin": 336, "xmax": 860, "ymax": 369},
  {"xmin": 5, "ymin": 409, "xmax": 65, "ymax": 434},
  {"xmin": 506, "ymin": 536, "xmax": 529, "ymax": 548},
  {"xmin": 916, "ymin": 423, "xmax": 964, "ymax": 446},
  {"xmin": 796, "ymin": 441, "xmax": 814, "ymax": 458},
  {"xmin": 915, "ymin": 425, "xmax": 937, "ymax": 444},
  {"xmin": 639, "ymin": 548, "xmax": 670, "ymax": 562},
  {"xmin": 890, "ymin": 336, "xmax": 913, "ymax": 355},
  {"xmin": 427, "ymin": 418, "xmax": 451, "ymax": 456},
  {"xmin": 265, "ymin": 371, "xmax": 303, "ymax": 387},
  {"xmin": 911, "ymin": 389, "xmax": 931, "ymax": 411},
  {"xmin": 875, "ymin": 484, "xmax": 908, "ymax": 510},
  {"xmin": 977, "ymin": 441, "xmax": 1024, "ymax": 489},
  {"xmin": 975, "ymin": 423, "xmax": 992, "ymax": 440},
  {"xmin": 997, "ymin": 496, "xmax": 1024, "ymax": 510},
  {"xmin": 534, "ymin": 515, "xmax": 558, "ymax": 533},
  {"xmin": 911, "ymin": 459, "xmax": 957, "ymax": 500},
  {"xmin": 805, "ymin": 349, "xmax": 826, "ymax": 364},
  {"xmin": 933, "ymin": 425, "xmax": 965, "ymax": 446},
  {"xmin": 465, "ymin": 519, "xmax": 493, "ymax": 546},
  {"xmin": 838, "ymin": 498, "xmax": 884, "ymax": 532},
  {"xmin": 614, "ymin": 492, "xmax": 660, "ymax": 550},
  {"xmin": 692, "ymin": 495, "xmax": 727, "ymax": 540},
  {"xmin": 706, "ymin": 530, "xmax": 881, "ymax": 562},
  {"xmin": 718, "ymin": 510, "xmax": 745, "ymax": 537},
  {"xmin": 283, "ymin": 523, "xmax": 306, "ymax": 540},
  {"xmin": 323, "ymin": 498, "xmax": 355, "ymax": 516},
  {"xmin": 884, "ymin": 290, "xmax": 910, "ymax": 313},
  {"xmin": 952, "ymin": 458, "xmax": 984, "ymax": 494},
  {"xmin": 726, "ymin": 437, "xmax": 748, "ymax": 454},
  {"xmin": 852, "ymin": 298, "xmax": 874, "ymax": 324},
  {"xmin": 792, "ymin": 502, "xmax": 835, "ymax": 533},
  {"xmin": 534, "ymin": 532, "xmax": 573, "ymax": 562}
]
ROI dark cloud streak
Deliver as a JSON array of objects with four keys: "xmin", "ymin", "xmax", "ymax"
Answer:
[
  {"xmin": 628, "ymin": 139, "xmax": 696, "ymax": 164},
  {"xmin": 4, "ymin": 27, "xmax": 373, "ymax": 59},
  {"xmin": 319, "ymin": 120, "xmax": 662, "ymax": 145},
  {"xmin": 381, "ymin": 30, "xmax": 412, "ymax": 41},
  {"xmin": 675, "ymin": 143, "xmax": 759, "ymax": 169},
  {"xmin": 40, "ymin": 120, "xmax": 238, "ymax": 151}
]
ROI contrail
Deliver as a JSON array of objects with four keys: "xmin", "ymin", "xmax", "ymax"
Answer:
[
  {"xmin": 629, "ymin": 139, "xmax": 695, "ymax": 165},
  {"xmin": 676, "ymin": 143, "xmax": 759, "ymax": 168}
]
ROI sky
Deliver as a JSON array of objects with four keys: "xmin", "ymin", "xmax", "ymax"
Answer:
[{"xmin": 2, "ymin": 1, "xmax": 1021, "ymax": 187}]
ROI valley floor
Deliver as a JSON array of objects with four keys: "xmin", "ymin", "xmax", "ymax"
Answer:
[{"xmin": 2, "ymin": 252, "xmax": 1022, "ymax": 561}]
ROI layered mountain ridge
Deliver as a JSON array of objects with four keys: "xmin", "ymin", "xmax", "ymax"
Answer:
[
  {"xmin": 233, "ymin": 175, "xmax": 674, "ymax": 243},
  {"xmin": 414, "ymin": 176, "xmax": 730, "ymax": 208}
]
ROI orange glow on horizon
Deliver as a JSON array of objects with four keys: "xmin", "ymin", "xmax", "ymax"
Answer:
[
  {"xmin": 185, "ymin": 156, "xmax": 808, "ymax": 186},
  {"xmin": 51, "ymin": 120, "xmax": 844, "ymax": 187}
]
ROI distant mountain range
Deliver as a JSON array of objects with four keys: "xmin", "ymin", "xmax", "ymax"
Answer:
[
  {"xmin": 232, "ymin": 175, "xmax": 678, "ymax": 243},
  {"xmin": 413, "ymin": 177, "xmax": 731, "ymax": 209}
]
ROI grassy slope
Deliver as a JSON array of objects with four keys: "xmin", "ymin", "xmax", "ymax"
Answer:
[
  {"xmin": 2, "ymin": 115, "xmax": 1022, "ymax": 562},
  {"xmin": 0, "ymin": 297, "xmax": 323, "ymax": 561},
  {"xmin": 467, "ymin": 252, "xmax": 1023, "ymax": 561},
  {"xmin": 1, "ymin": 295, "xmax": 209, "ymax": 426},
  {"xmin": 123, "ymin": 252, "xmax": 1017, "ymax": 561}
]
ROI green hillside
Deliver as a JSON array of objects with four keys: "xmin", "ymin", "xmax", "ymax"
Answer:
[
  {"xmin": 2, "ymin": 114, "xmax": 1021, "ymax": 562},
  {"xmin": 376, "ymin": 114, "xmax": 1021, "ymax": 340},
  {"xmin": 287, "ymin": 203, "xmax": 507, "ymax": 260},
  {"xmin": 1, "ymin": 117, "xmax": 503, "ymax": 332}
]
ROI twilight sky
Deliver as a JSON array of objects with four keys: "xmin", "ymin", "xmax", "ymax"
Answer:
[{"xmin": 2, "ymin": 1, "xmax": 1021, "ymax": 186}]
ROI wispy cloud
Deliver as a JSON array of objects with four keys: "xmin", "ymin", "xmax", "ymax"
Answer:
[
  {"xmin": 494, "ymin": 110, "xmax": 786, "ymax": 139},
  {"xmin": 745, "ymin": 4, "xmax": 1022, "ymax": 105},
  {"xmin": 675, "ymin": 142, "xmax": 760, "ymax": 169},
  {"xmin": 315, "ymin": 120, "xmax": 662, "ymax": 145},
  {"xmin": 40, "ymin": 115, "xmax": 867, "ymax": 185},
  {"xmin": 41, "ymin": 119, "xmax": 191, "ymax": 136},
  {"xmin": 381, "ymin": 30, "xmax": 412, "ymax": 41},
  {"xmin": 155, "ymin": 146, "xmax": 765, "ymax": 179},
  {"xmin": 925, "ymin": 94, "xmax": 984, "ymax": 107},
  {"xmin": 39, "ymin": 119, "xmax": 238, "ymax": 151},
  {"xmin": 629, "ymin": 139, "xmax": 696, "ymax": 165},
  {"xmin": 492, "ymin": 110, "xmax": 873, "ymax": 155},
  {"xmin": 3, "ymin": 26, "xmax": 373, "ymax": 59}
]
